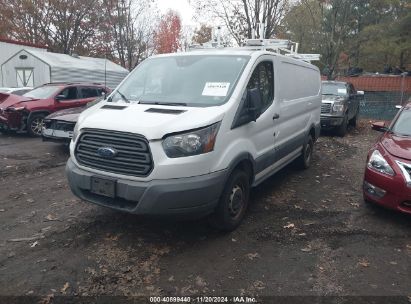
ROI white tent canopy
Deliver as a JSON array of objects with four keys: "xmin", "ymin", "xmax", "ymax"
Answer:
[{"xmin": 1, "ymin": 49, "xmax": 129, "ymax": 89}]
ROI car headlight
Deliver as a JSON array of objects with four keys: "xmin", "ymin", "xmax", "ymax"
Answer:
[
  {"xmin": 72, "ymin": 123, "xmax": 80, "ymax": 142},
  {"xmin": 162, "ymin": 122, "xmax": 220, "ymax": 158},
  {"xmin": 6, "ymin": 106, "xmax": 25, "ymax": 112},
  {"xmin": 367, "ymin": 149, "xmax": 395, "ymax": 176},
  {"xmin": 332, "ymin": 101, "xmax": 345, "ymax": 113}
]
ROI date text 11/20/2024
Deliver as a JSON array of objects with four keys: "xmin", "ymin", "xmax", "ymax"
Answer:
[{"xmin": 149, "ymin": 296, "xmax": 257, "ymax": 303}]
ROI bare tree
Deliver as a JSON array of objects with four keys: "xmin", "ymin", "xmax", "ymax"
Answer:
[{"xmin": 193, "ymin": 0, "xmax": 289, "ymax": 45}]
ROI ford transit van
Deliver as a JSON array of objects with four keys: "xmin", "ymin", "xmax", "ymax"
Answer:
[{"xmin": 66, "ymin": 48, "xmax": 321, "ymax": 231}]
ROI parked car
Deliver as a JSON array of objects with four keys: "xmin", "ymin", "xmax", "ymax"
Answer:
[
  {"xmin": 0, "ymin": 82, "xmax": 109, "ymax": 136},
  {"xmin": 66, "ymin": 48, "xmax": 322, "ymax": 231},
  {"xmin": 320, "ymin": 81, "xmax": 364, "ymax": 136},
  {"xmin": 42, "ymin": 97, "xmax": 103, "ymax": 143},
  {"xmin": 363, "ymin": 103, "xmax": 411, "ymax": 215},
  {"xmin": 0, "ymin": 87, "xmax": 33, "ymax": 96}
]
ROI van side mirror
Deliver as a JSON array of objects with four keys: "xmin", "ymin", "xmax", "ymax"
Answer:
[
  {"xmin": 247, "ymin": 88, "xmax": 262, "ymax": 122},
  {"xmin": 231, "ymin": 88, "xmax": 262, "ymax": 129},
  {"xmin": 372, "ymin": 121, "xmax": 388, "ymax": 132}
]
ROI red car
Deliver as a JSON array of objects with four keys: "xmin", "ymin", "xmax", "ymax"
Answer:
[
  {"xmin": 0, "ymin": 82, "xmax": 109, "ymax": 136},
  {"xmin": 363, "ymin": 103, "xmax": 411, "ymax": 214}
]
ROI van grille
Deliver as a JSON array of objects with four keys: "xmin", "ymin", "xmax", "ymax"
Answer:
[
  {"xmin": 75, "ymin": 129, "xmax": 153, "ymax": 177},
  {"xmin": 321, "ymin": 103, "xmax": 332, "ymax": 114}
]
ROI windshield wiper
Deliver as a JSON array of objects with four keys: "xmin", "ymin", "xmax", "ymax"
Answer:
[
  {"xmin": 139, "ymin": 101, "xmax": 187, "ymax": 106},
  {"xmin": 116, "ymin": 90, "xmax": 130, "ymax": 103}
]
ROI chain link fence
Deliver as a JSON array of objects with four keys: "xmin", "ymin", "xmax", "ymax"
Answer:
[
  {"xmin": 333, "ymin": 75, "xmax": 411, "ymax": 121},
  {"xmin": 360, "ymin": 91, "xmax": 411, "ymax": 120}
]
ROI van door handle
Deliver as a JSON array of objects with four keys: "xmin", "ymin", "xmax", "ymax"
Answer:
[{"xmin": 273, "ymin": 113, "xmax": 280, "ymax": 120}]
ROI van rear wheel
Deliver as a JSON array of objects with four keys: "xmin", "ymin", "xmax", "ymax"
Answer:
[
  {"xmin": 297, "ymin": 135, "xmax": 314, "ymax": 169},
  {"xmin": 209, "ymin": 169, "xmax": 250, "ymax": 232}
]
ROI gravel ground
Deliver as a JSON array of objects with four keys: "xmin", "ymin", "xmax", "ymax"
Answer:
[{"xmin": 0, "ymin": 121, "xmax": 410, "ymax": 302}]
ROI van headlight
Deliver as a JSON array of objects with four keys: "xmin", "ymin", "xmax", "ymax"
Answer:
[
  {"xmin": 367, "ymin": 149, "xmax": 395, "ymax": 176},
  {"xmin": 72, "ymin": 123, "xmax": 80, "ymax": 142},
  {"xmin": 162, "ymin": 122, "xmax": 220, "ymax": 158}
]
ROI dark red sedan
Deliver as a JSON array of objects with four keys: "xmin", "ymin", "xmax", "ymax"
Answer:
[{"xmin": 363, "ymin": 103, "xmax": 411, "ymax": 214}]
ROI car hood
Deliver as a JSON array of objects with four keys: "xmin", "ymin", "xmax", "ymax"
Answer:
[
  {"xmin": 78, "ymin": 102, "xmax": 225, "ymax": 140},
  {"xmin": 381, "ymin": 133, "xmax": 411, "ymax": 160},
  {"xmin": 46, "ymin": 107, "xmax": 85, "ymax": 122},
  {"xmin": 0, "ymin": 93, "xmax": 33, "ymax": 109},
  {"xmin": 322, "ymin": 95, "xmax": 345, "ymax": 102}
]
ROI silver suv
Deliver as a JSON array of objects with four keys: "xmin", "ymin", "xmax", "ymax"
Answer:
[{"xmin": 320, "ymin": 81, "xmax": 363, "ymax": 136}]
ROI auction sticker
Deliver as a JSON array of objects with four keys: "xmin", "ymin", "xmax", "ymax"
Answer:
[{"xmin": 202, "ymin": 82, "xmax": 230, "ymax": 96}]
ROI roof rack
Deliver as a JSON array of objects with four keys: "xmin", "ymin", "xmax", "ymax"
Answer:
[{"xmin": 188, "ymin": 24, "xmax": 321, "ymax": 63}]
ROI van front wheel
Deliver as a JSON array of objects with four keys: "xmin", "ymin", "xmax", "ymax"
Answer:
[{"xmin": 209, "ymin": 169, "xmax": 250, "ymax": 232}]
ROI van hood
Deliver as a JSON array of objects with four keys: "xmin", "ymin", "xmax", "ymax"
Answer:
[
  {"xmin": 0, "ymin": 93, "xmax": 33, "ymax": 110},
  {"xmin": 78, "ymin": 103, "xmax": 225, "ymax": 140},
  {"xmin": 381, "ymin": 133, "xmax": 411, "ymax": 161}
]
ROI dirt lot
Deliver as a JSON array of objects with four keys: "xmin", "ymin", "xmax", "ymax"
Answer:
[{"xmin": 0, "ymin": 121, "xmax": 410, "ymax": 300}]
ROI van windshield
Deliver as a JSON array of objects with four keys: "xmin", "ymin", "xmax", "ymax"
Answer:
[{"xmin": 113, "ymin": 55, "xmax": 250, "ymax": 107}]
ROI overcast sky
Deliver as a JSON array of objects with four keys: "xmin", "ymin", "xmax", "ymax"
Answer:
[{"xmin": 156, "ymin": 0, "xmax": 195, "ymax": 26}]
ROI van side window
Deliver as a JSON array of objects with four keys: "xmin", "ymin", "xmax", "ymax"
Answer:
[{"xmin": 247, "ymin": 61, "xmax": 274, "ymax": 111}]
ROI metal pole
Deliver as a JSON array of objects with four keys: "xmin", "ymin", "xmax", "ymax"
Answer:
[
  {"xmin": 400, "ymin": 72, "xmax": 407, "ymax": 105},
  {"xmin": 104, "ymin": 54, "xmax": 107, "ymax": 88}
]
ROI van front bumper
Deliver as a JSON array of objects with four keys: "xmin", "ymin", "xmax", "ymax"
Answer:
[{"xmin": 66, "ymin": 158, "xmax": 227, "ymax": 218}]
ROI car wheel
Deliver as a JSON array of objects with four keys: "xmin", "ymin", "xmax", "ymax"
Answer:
[
  {"xmin": 297, "ymin": 135, "xmax": 314, "ymax": 169},
  {"xmin": 27, "ymin": 113, "xmax": 46, "ymax": 137},
  {"xmin": 336, "ymin": 114, "xmax": 348, "ymax": 137},
  {"xmin": 349, "ymin": 107, "xmax": 359, "ymax": 127},
  {"xmin": 209, "ymin": 169, "xmax": 250, "ymax": 232}
]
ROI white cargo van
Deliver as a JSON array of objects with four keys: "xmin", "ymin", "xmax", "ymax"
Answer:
[{"xmin": 66, "ymin": 47, "xmax": 321, "ymax": 231}]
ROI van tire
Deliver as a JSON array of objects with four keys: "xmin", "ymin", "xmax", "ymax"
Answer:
[
  {"xmin": 27, "ymin": 113, "xmax": 46, "ymax": 137},
  {"xmin": 297, "ymin": 135, "xmax": 314, "ymax": 169},
  {"xmin": 336, "ymin": 114, "xmax": 348, "ymax": 137},
  {"xmin": 209, "ymin": 169, "xmax": 250, "ymax": 232}
]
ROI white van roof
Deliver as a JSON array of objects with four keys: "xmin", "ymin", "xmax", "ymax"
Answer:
[{"xmin": 151, "ymin": 48, "xmax": 318, "ymax": 70}]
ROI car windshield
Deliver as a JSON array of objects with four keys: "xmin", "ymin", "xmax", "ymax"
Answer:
[
  {"xmin": 112, "ymin": 55, "xmax": 250, "ymax": 107},
  {"xmin": 391, "ymin": 108, "xmax": 411, "ymax": 136},
  {"xmin": 23, "ymin": 86, "xmax": 60, "ymax": 99},
  {"xmin": 322, "ymin": 83, "xmax": 347, "ymax": 96}
]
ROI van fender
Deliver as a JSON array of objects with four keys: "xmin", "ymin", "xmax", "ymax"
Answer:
[{"xmin": 213, "ymin": 140, "xmax": 257, "ymax": 185}]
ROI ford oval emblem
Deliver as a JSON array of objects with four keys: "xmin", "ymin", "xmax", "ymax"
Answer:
[{"xmin": 97, "ymin": 147, "xmax": 118, "ymax": 159}]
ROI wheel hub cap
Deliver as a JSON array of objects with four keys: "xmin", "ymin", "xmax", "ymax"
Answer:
[{"xmin": 229, "ymin": 185, "xmax": 243, "ymax": 217}]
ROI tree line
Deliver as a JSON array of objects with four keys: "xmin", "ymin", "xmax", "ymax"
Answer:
[
  {"xmin": 193, "ymin": 0, "xmax": 411, "ymax": 78},
  {"xmin": 0, "ymin": 0, "xmax": 183, "ymax": 70},
  {"xmin": 1, "ymin": 0, "xmax": 410, "ymax": 77}
]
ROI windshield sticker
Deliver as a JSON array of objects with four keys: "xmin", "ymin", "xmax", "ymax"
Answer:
[
  {"xmin": 202, "ymin": 82, "xmax": 230, "ymax": 97},
  {"xmin": 338, "ymin": 88, "xmax": 347, "ymax": 94}
]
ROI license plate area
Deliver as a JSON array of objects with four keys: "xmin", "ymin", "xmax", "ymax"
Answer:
[{"xmin": 90, "ymin": 177, "xmax": 116, "ymax": 198}]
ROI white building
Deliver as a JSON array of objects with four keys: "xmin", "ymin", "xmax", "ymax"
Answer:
[
  {"xmin": 1, "ymin": 49, "xmax": 129, "ymax": 89},
  {"xmin": 0, "ymin": 38, "xmax": 48, "ymax": 87}
]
